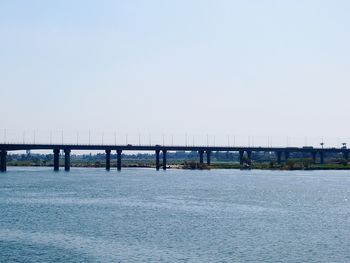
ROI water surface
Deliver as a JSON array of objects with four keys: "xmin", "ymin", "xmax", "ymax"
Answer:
[{"xmin": 1, "ymin": 167, "xmax": 350, "ymax": 262}]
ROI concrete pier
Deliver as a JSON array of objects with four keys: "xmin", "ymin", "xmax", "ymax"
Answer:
[
  {"xmin": 247, "ymin": 150, "xmax": 252, "ymax": 165},
  {"xmin": 105, "ymin": 150, "xmax": 111, "ymax": 171},
  {"xmin": 206, "ymin": 151, "xmax": 211, "ymax": 165},
  {"xmin": 320, "ymin": 151, "xmax": 324, "ymax": 165},
  {"xmin": 162, "ymin": 150, "xmax": 167, "ymax": 170},
  {"xmin": 199, "ymin": 150, "xmax": 204, "ymax": 164},
  {"xmin": 117, "ymin": 150, "xmax": 122, "ymax": 171},
  {"xmin": 155, "ymin": 150, "xmax": 160, "ymax": 170},
  {"xmin": 64, "ymin": 149, "xmax": 71, "ymax": 171},
  {"xmin": 0, "ymin": 150, "xmax": 7, "ymax": 172},
  {"xmin": 53, "ymin": 149, "xmax": 60, "ymax": 171},
  {"xmin": 239, "ymin": 150, "xmax": 244, "ymax": 165},
  {"xmin": 276, "ymin": 151, "xmax": 282, "ymax": 164},
  {"xmin": 343, "ymin": 151, "xmax": 349, "ymax": 163},
  {"xmin": 285, "ymin": 151, "xmax": 290, "ymax": 161},
  {"xmin": 312, "ymin": 152, "xmax": 317, "ymax": 164}
]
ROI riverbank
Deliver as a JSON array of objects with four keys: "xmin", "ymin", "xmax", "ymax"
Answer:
[
  {"xmin": 209, "ymin": 162, "xmax": 350, "ymax": 170},
  {"xmin": 6, "ymin": 162, "xmax": 350, "ymax": 170}
]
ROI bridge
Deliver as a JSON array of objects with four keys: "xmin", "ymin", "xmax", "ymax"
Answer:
[{"xmin": 0, "ymin": 143, "xmax": 349, "ymax": 172}]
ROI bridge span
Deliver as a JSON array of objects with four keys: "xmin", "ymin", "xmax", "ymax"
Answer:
[{"xmin": 0, "ymin": 143, "xmax": 349, "ymax": 172}]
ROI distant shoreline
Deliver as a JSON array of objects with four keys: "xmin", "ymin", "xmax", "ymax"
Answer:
[{"xmin": 6, "ymin": 163, "xmax": 350, "ymax": 171}]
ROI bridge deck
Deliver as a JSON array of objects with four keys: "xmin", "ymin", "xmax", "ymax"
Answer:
[{"xmin": 0, "ymin": 143, "xmax": 347, "ymax": 153}]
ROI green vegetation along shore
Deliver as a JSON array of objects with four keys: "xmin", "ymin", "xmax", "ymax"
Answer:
[{"xmin": 5, "ymin": 152, "xmax": 350, "ymax": 170}]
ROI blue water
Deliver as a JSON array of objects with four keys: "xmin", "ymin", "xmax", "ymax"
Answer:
[{"xmin": 1, "ymin": 168, "xmax": 350, "ymax": 262}]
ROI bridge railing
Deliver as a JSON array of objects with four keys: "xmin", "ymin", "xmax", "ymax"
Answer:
[{"xmin": 0, "ymin": 129, "xmax": 349, "ymax": 149}]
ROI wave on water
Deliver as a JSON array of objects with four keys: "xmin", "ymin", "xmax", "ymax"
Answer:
[
  {"xmin": 0, "ymin": 228, "xmax": 207, "ymax": 262},
  {"xmin": 0, "ymin": 196, "xmax": 283, "ymax": 215}
]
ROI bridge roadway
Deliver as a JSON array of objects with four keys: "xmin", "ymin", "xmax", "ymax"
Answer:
[{"xmin": 0, "ymin": 143, "xmax": 349, "ymax": 172}]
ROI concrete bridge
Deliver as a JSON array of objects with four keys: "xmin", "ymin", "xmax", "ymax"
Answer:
[{"xmin": 0, "ymin": 143, "xmax": 349, "ymax": 172}]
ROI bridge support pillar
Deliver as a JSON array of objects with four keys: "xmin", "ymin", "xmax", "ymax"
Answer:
[
  {"xmin": 64, "ymin": 149, "xmax": 71, "ymax": 171},
  {"xmin": 162, "ymin": 150, "xmax": 167, "ymax": 170},
  {"xmin": 276, "ymin": 151, "xmax": 282, "ymax": 164},
  {"xmin": 239, "ymin": 150, "xmax": 244, "ymax": 165},
  {"xmin": 117, "ymin": 150, "xmax": 122, "ymax": 171},
  {"xmin": 320, "ymin": 151, "xmax": 324, "ymax": 165},
  {"xmin": 343, "ymin": 151, "xmax": 349, "ymax": 163},
  {"xmin": 105, "ymin": 150, "xmax": 111, "ymax": 171},
  {"xmin": 247, "ymin": 151, "xmax": 252, "ymax": 165},
  {"xmin": 199, "ymin": 150, "xmax": 204, "ymax": 164},
  {"xmin": 206, "ymin": 151, "xmax": 211, "ymax": 165},
  {"xmin": 285, "ymin": 151, "xmax": 290, "ymax": 162},
  {"xmin": 53, "ymin": 149, "xmax": 60, "ymax": 171},
  {"xmin": 311, "ymin": 152, "xmax": 317, "ymax": 164},
  {"xmin": 0, "ymin": 150, "xmax": 7, "ymax": 172},
  {"xmin": 155, "ymin": 150, "xmax": 160, "ymax": 170}
]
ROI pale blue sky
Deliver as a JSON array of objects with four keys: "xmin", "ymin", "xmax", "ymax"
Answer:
[{"xmin": 1, "ymin": 0, "xmax": 349, "ymax": 146}]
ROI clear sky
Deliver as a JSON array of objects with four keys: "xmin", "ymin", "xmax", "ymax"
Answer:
[{"xmin": 1, "ymin": 0, "xmax": 349, "ymax": 146}]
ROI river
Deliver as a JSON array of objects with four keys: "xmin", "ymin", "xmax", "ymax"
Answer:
[{"xmin": 1, "ymin": 167, "xmax": 350, "ymax": 262}]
